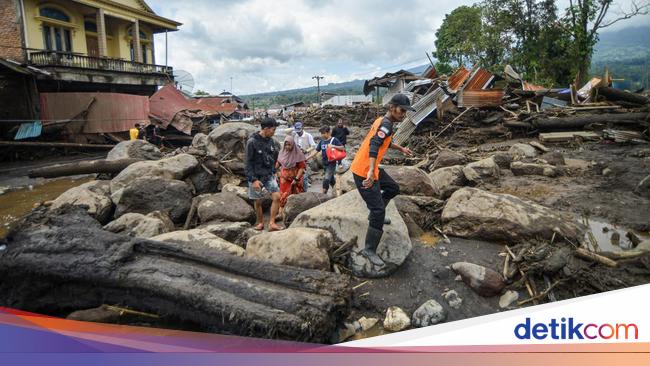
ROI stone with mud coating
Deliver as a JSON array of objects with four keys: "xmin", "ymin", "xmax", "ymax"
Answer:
[
  {"xmin": 412, "ymin": 299, "xmax": 447, "ymax": 327},
  {"xmin": 499, "ymin": 290, "xmax": 519, "ymax": 308},
  {"xmin": 382, "ymin": 165, "xmax": 436, "ymax": 196},
  {"xmin": 429, "ymin": 165, "xmax": 467, "ymax": 199},
  {"xmin": 451, "ymin": 262, "xmax": 505, "ymax": 297},
  {"xmin": 106, "ymin": 140, "xmax": 162, "ymax": 161},
  {"xmin": 222, "ymin": 183, "xmax": 272, "ymax": 209},
  {"xmin": 432, "ymin": 150, "xmax": 468, "ymax": 170},
  {"xmin": 462, "ymin": 157, "xmax": 500, "ymax": 184},
  {"xmin": 509, "ymin": 143, "xmax": 538, "ymax": 159},
  {"xmin": 103, "ymin": 211, "xmax": 174, "ymax": 238},
  {"xmin": 112, "ymin": 177, "xmax": 192, "ymax": 224},
  {"xmin": 50, "ymin": 180, "xmax": 113, "ymax": 224},
  {"xmin": 206, "ymin": 122, "xmax": 257, "ymax": 159},
  {"xmin": 198, "ymin": 221, "xmax": 252, "ymax": 247},
  {"xmin": 492, "ymin": 152, "xmax": 513, "ymax": 169},
  {"xmin": 635, "ymin": 174, "xmax": 650, "ymax": 198},
  {"xmin": 383, "ymin": 306, "xmax": 410, "ymax": 332},
  {"xmin": 283, "ymin": 192, "xmax": 332, "ymax": 225},
  {"xmin": 245, "ymin": 228, "xmax": 333, "ymax": 271},
  {"xmin": 393, "ymin": 195, "xmax": 444, "ymax": 232},
  {"xmin": 197, "ymin": 192, "xmax": 255, "ymax": 224},
  {"xmin": 151, "ymin": 229, "xmax": 245, "ymax": 256},
  {"xmin": 442, "ymin": 187, "xmax": 585, "ymax": 243},
  {"xmin": 110, "ymin": 154, "xmax": 198, "ymax": 193},
  {"xmin": 290, "ymin": 190, "xmax": 412, "ymax": 278},
  {"xmin": 510, "ymin": 161, "xmax": 560, "ymax": 177},
  {"xmin": 442, "ymin": 289, "xmax": 463, "ymax": 309}
]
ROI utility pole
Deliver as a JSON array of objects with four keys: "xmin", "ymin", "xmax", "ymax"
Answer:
[
  {"xmin": 230, "ymin": 77, "xmax": 233, "ymax": 94},
  {"xmin": 312, "ymin": 75, "xmax": 324, "ymax": 106}
]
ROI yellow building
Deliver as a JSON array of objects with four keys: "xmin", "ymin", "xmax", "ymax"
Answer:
[{"xmin": 0, "ymin": 0, "xmax": 181, "ymax": 121}]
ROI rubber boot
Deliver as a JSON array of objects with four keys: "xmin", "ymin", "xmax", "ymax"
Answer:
[{"xmin": 362, "ymin": 226, "xmax": 385, "ymax": 266}]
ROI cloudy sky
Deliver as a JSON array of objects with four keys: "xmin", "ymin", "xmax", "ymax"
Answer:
[{"xmin": 147, "ymin": 0, "xmax": 650, "ymax": 95}]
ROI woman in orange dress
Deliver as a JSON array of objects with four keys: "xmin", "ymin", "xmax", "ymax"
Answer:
[{"xmin": 276, "ymin": 135, "xmax": 306, "ymax": 218}]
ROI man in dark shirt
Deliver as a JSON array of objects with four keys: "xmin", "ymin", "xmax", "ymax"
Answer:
[
  {"xmin": 332, "ymin": 118, "xmax": 350, "ymax": 146},
  {"xmin": 245, "ymin": 117, "xmax": 283, "ymax": 231}
]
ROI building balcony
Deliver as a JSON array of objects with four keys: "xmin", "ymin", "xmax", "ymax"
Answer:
[{"xmin": 28, "ymin": 50, "xmax": 173, "ymax": 76}]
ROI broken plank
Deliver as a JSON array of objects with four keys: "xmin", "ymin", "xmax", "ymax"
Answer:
[{"xmin": 539, "ymin": 132, "xmax": 601, "ymax": 143}]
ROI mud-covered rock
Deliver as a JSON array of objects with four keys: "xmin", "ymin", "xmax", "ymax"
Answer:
[
  {"xmin": 187, "ymin": 169, "xmax": 219, "ymax": 195},
  {"xmin": 382, "ymin": 166, "xmax": 436, "ymax": 196},
  {"xmin": 540, "ymin": 151, "xmax": 566, "ymax": 166},
  {"xmin": 635, "ymin": 174, "xmax": 650, "ymax": 198},
  {"xmin": 50, "ymin": 180, "xmax": 113, "ymax": 224},
  {"xmin": 510, "ymin": 161, "xmax": 560, "ymax": 177},
  {"xmin": 283, "ymin": 192, "xmax": 331, "ymax": 226},
  {"xmin": 383, "ymin": 306, "xmax": 410, "ymax": 332},
  {"xmin": 462, "ymin": 157, "xmax": 500, "ymax": 183},
  {"xmin": 206, "ymin": 122, "xmax": 257, "ymax": 159},
  {"xmin": 492, "ymin": 152, "xmax": 513, "ymax": 169},
  {"xmin": 245, "ymin": 228, "xmax": 333, "ymax": 271},
  {"xmin": 103, "ymin": 211, "xmax": 174, "ymax": 238},
  {"xmin": 442, "ymin": 188, "xmax": 585, "ymax": 243},
  {"xmin": 442, "ymin": 289, "xmax": 463, "ymax": 309},
  {"xmin": 393, "ymin": 195, "xmax": 444, "ymax": 232},
  {"xmin": 197, "ymin": 192, "xmax": 255, "ymax": 224},
  {"xmin": 509, "ymin": 143, "xmax": 538, "ymax": 159},
  {"xmin": 151, "ymin": 229, "xmax": 245, "ymax": 256},
  {"xmin": 432, "ymin": 150, "xmax": 468, "ymax": 170},
  {"xmin": 110, "ymin": 154, "xmax": 198, "ymax": 193},
  {"xmin": 412, "ymin": 299, "xmax": 447, "ymax": 327},
  {"xmin": 113, "ymin": 177, "xmax": 192, "ymax": 224},
  {"xmin": 451, "ymin": 262, "xmax": 505, "ymax": 297},
  {"xmin": 291, "ymin": 190, "xmax": 411, "ymax": 278},
  {"xmin": 106, "ymin": 140, "xmax": 162, "ymax": 161},
  {"xmin": 429, "ymin": 165, "xmax": 467, "ymax": 199},
  {"xmin": 198, "ymin": 221, "xmax": 252, "ymax": 247}
]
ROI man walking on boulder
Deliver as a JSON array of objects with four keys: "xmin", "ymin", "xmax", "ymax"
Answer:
[{"xmin": 350, "ymin": 94, "xmax": 415, "ymax": 266}]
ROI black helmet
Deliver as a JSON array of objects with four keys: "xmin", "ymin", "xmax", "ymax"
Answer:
[{"xmin": 389, "ymin": 93, "xmax": 416, "ymax": 112}]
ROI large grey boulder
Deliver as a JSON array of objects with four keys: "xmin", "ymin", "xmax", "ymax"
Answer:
[
  {"xmin": 112, "ymin": 177, "xmax": 192, "ymax": 224},
  {"xmin": 290, "ymin": 190, "xmax": 412, "ymax": 278},
  {"xmin": 206, "ymin": 122, "xmax": 257, "ymax": 159},
  {"xmin": 103, "ymin": 211, "xmax": 174, "ymax": 238},
  {"xmin": 442, "ymin": 188, "xmax": 585, "ymax": 243},
  {"xmin": 245, "ymin": 228, "xmax": 333, "ymax": 271},
  {"xmin": 197, "ymin": 192, "xmax": 255, "ymax": 224},
  {"xmin": 429, "ymin": 165, "xmax": 467, "ymax": 199},
  {"xmin": 382, "ymin": 166, "xmax": 436, "ymax": 196},
  {"xmin": 187, "ymin": 169, "xmax": 219, "ymax": 195},
  {"xmin": 106, "ymin": 139, "xmax": 162, "ymax": 161},
  {"xmin": 110, "ymin": 154, "xmax": 198, "ymax": 194},
  {"xmin": 283, "ymin": 192, "xmax": 331, "ymax": 225},
  {"xmin": 151, "ymin": 229, "xmax": 245, "ymax": 256},
  {"xmin": 198, "ymin": 221, "xmax": 252, "ymax": 247},
  {"xmin": 339, "ymin": 169, "xmax": 356, "ymax": 193},
  {"xmin": 509, "ymin": 143, "xmax": 538, "ymax": 159},
  {"xmin": 432, "ymin": 150, "xmax": 468, "ymax": 170},
  {"xmin": 50, "ymin": 181, "xmax": 113, "ymax": 224},
  {"xmin": 462, "ymin": 157, "xmax": 500, "ymax": 184}
]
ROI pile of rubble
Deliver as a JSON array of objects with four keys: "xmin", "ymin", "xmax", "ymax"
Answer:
[{"xmin": 301, "ymin": 104, "xmax": 387, "ymax": 127}]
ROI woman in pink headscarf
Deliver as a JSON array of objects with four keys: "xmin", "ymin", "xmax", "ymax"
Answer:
[{"xmin": 275, "ymin": 135, "xmax": 306, "ymax": 217}]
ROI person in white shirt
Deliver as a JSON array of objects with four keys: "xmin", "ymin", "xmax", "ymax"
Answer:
[{"xmin": 285, "ymin": 122, "xmax": 316, "ymax": 191}]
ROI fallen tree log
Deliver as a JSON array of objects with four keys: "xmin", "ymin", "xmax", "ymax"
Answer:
[
  {"xmin": 0, "ymin": 141, "xmax": 114, "ymax": 149},
  {"xmin": 0, "ymin": 207, "xmax": 351, "ymax": 343},
  {"xmin": 28, "ymin": 158, "xmax": 142, "ymax": 178},
  {"xmin": 203, "ymin": 159, "xmax": 246, "ymax": 175},
  {"xmin": 533, "ymin": 112, "xmax": 649, "ymax": 131},
  {"xmin": 598, "ymin": 87, "xmax": 649, "ymax": 105}
]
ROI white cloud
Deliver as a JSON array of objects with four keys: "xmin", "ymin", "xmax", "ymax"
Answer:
[{"xmin": 148, "ymin": 0, "xmax": 650, "ymax": 95}]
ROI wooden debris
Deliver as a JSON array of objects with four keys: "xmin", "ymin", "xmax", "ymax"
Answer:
[
  {"xmin": 538, "ymin": 131, "xmax": 601, "ymax": 143},
  {"xmin": 574, "ymin": 247, "xmax": 618, "ymax": 268}
]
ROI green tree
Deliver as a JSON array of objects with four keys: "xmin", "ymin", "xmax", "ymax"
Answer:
[
  {"xmin": 434, "ymin": 6, "xmax": 484, "ymax": 69},
  {"xmin": 194, "ymin": 89, "xmax": 210, "ymax": 96}
]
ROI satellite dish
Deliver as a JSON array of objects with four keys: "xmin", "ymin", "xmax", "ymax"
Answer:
[{"xmin": 173, "ymin": 69, "xmax": 195, "ymax": 92}]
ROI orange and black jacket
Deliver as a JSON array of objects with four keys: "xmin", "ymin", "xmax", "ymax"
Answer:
[{"xmin": 351, "ymin": 116, "xmax": 394, "ymax": 180}]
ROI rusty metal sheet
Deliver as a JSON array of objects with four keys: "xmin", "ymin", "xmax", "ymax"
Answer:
[
  {"xmin": 523, "ymin": 81, "xmax": 546, "ymax": 91},
  {"xmin": 464, "ymin": 68, "xmax": 495, "ymax": 90},
  {"xmin": 457, "ymin": 89, "xmax": 504, "ymax": 107},
  {"xmin": 39, "ymin": 92, "xmax": 149, "ymax": 133},
  {"xmin": 447, "ymin": 66, "xmax": 471, "ymax": 91},
  {"xmin": 194, "ymin": 97, "xmax": 237, "ymax": 116},
  {"xmin": 149, "ymin": 84, "xmax": 196, "ymax": 127}
]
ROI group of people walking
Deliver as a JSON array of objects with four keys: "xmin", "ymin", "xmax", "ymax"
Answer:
[{"xmin": 245, "ymin": 93, "xmax": 415, "ymax": 267}]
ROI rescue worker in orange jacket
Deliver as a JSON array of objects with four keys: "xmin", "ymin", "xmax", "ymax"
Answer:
[{"xmin": 350, "ymin": 94, "xmax": 415, "ymax": 266}]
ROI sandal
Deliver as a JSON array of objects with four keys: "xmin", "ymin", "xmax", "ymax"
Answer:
[
  {"xmin": 268, "ymin": 224, "xmax": 284, "ymax": 232},
  {"xmin": 253, "ymin": 223, "xmax": 264, "ymax": 231}
]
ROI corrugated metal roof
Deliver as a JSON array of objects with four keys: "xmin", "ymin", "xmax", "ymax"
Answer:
[
  {"xmin": 149, "ymin": 84, "xmax": 196, "ymax": 127},
  {"xmin": 447, "ymin": 66, "xmax": 471, "ymax": 91},
  {"xmin": 457, "ymin": 89, "xmax": 504, "ymax": 107},
  {"xmin": 464, "ymin": 68, "xmax": 495, "ymax": 90},
  {"xmin": 39, "ymin": 92, "xmax": 149, "ymax": 133},
  {"xmin": 14, "ymin": 121, "xmax": 42, "ymax": 140},
  {"xmin": 407, "ymin": 87, "xmax": 449, "ymax": 126}
]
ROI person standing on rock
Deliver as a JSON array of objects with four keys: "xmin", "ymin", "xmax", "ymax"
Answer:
[
  {"xmin": 285, "ymin": 121, "xmax": 317, "ymax": 191},
  {"xmin": 332, "ymin": 118, "xmax": 350, "ymax": 147},
  {"xmin": 245, "ymin": 117, "xmax": 283, "ymax": 231},
  {"xmin": 350, "ymin": 94, "xmax": 415, "ymax": 266},
  {"xmin": 307, "ymin": 126, "xmax": 345, "ymax": 195}
]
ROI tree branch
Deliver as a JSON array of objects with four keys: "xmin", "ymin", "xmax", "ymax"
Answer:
[{"xmin": 598, "ymin": 1, "xmax": 650, "ymax": 29}]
